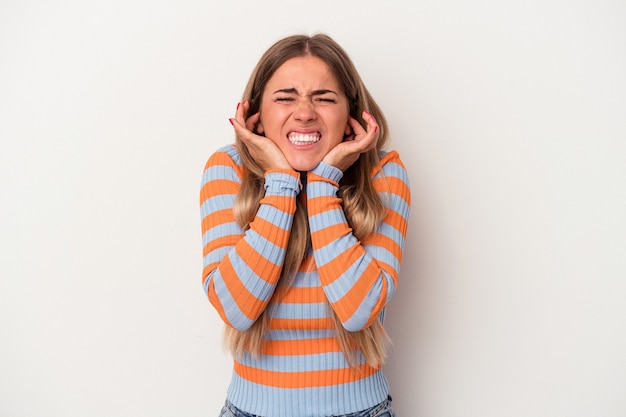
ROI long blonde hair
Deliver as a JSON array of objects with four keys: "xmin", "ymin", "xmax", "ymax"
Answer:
[{"xmin": 228, "ymin": 34, "xmax": 390, "ymax": 368}]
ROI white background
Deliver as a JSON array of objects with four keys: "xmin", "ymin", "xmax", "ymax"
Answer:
[{"xmin": 1, "ymin": 0, "xmax": 625, "ymax": 416}]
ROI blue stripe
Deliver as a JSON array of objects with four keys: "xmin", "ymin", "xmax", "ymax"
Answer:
[
  {"xmin": 265, "ymin": 329, "xmax": 336, "ymax": 341},
  {"xmin": 238, "ymin": 351, "xmax": 362, "ymax": 372},
  {"xmin": 374, "ymin": 222, "xmax": 405, "ymax": 248},
  {"xmin": 256, "ymin": 204, "xmax": 294, "ymax": 230},
  {"xmin": 201, "ymin": 164, "xmax": 240, "ymax": 187},
  {"xmin": 244, "ymin": 228, "xmax": 287, "ymax": 266},
  {"xmin": 306, "ymin": 182, "xmax": 337, "ymax": 199},
  {"xmin": 203, "ymin": 246, "xmax": 232, "ymax": 268},
  {"xmin": 383, "ymin": 193, "xmax": 410, "ymax": 217},
  {"xmin": 308, "ymin": 208, "xmax": 346, "ymax": 233},
  {"xmin": 200, "ymin": 194, "xmax": 236, "ymax": 217},
  {"xmin": 291, "ymin": 271, "xmax": 321, "ymax": 288},
  {"xmin": 311, "ymin": 234, "xmax": 356, "ymax": 268},
  {"xmin": 362, "ymin": 244, "xmax": 400, "ymax": 273},
  {"xmin": 222, "ymin": 144, "xmax": 242, "ymax": 162},
  {"xmin": 202, "ymin": 222, "xmax": 240, "ymax": 247},
  {"xmin": 378, "ymin": 161, "xmax": 407, "ymax": 179}
]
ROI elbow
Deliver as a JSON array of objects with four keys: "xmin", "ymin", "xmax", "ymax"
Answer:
[
  {"xmin": 215, "ymin": 302, "xmax": 255, "ymax": 331},
  {"xmin": 227, "ymin": 317, "xmax": 255, "ymax": 331},
  {"xmin": 340, "ymin": 313, "xmax": 372, "ymax": 332},
  {"xmin": 343, "ymin": 322, "xmax": 366, "ymax": 332},
  {"xmin": 207, "ymin": 285, "xmax": 256, "ymax": 331}
]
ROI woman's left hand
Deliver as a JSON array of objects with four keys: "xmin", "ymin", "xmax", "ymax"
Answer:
[{"xmin": 322, "ymin": 110, "xmax": 379, "ymax": 172}]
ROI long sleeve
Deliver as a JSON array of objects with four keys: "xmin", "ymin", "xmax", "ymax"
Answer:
[
  {"xmin": 307, "ymin": 151, "xmax": 411, "ymax": 331},
  {"xmin": 200, "ymin": 145, "xmax": 301, "ymax": 330}
]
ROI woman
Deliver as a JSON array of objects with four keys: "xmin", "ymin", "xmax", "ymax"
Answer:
[{"xmin": 200, "ymin": 33, "xmax": 411, "ymax": 417}]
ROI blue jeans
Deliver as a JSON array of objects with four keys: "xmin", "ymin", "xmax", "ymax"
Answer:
[{"xmin": 218, "ymin": 396, "xmax": 395, "ymax": 417}]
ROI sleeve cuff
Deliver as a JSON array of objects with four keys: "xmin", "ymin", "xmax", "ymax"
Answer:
[
  {"xmin": 310, "ymin": 161, "xmax": 344, "ymax": 183},
  {"xmin": 264, "ymin": 169, "xmax": 301, "ymax": 194}
]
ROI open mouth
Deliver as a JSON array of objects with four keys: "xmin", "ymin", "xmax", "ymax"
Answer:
[{"xmin": 288, "ymin": 132, "xmax": 321, "ymax": 146}]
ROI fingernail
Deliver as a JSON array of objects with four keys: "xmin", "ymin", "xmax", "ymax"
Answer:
[
  {"xmin": 236, "ymin": 102, "xmax": 240, "ymax": 110},
  {"xmin": 374, "ymin": 126, "xmax": 378, "ymax": 133},
  {"xmin": 229, "ymin": 118, "xmax": 234, "ymax": 126}
]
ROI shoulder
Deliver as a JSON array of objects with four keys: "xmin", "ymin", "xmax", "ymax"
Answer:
[
  {"xmin": 373, "ymin": 150, "xmax": 409, "ymax": 182},
  {"xmin": 203, "ymin": 144, "xmax": 242, "ymax": 170},
  {"xmin": 201, "ymin": 144, "xmax": 244, "ymax": 186},
  {"xmin": 371, "ymin": 150, "xmax": 411, "ymax": 206}
]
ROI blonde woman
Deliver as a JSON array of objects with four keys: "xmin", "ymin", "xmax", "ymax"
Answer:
[{"xmin": 200, "ymin": 34, "xmax": 411, "ymax": 417}]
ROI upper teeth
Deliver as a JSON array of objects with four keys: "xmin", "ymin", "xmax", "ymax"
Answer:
[{"xmin": 288, "ymin": 133, "xmax": 320, "ymax": 145}]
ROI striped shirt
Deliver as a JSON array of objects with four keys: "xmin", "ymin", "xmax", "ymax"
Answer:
[{"xmin": 200, "ymin": 145, "xmax": 411, "ymax": 417}]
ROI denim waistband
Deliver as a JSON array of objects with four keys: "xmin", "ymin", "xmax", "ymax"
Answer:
[{"xmin": 219, "ymin": 395, "xmax": 393, "ymax": 417}]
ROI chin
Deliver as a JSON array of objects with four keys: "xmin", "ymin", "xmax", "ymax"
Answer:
[{"xmin": 289, "ymin": 158, "xmax": 320, "ymax": 172}]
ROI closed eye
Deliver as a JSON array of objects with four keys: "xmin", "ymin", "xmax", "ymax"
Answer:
[{"xmin": 315, "ymin": 98, "xmax": 336, "ymax": 103}]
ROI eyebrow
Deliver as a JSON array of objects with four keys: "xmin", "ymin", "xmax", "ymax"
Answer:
[{"xmin": 272, "ymin": 88, "xmax": 338, "ymax": 96}]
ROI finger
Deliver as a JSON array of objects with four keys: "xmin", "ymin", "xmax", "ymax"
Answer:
[
  {"xmin": 348, "ymin": 117, "xmax": 366, "ymax": 136},
  {"xmin": 349, "ymin": 114, "xmax": 377, "ymax": 147},
  {"xmin": 235, "ymin": 100, "xmax": 248, "ymax": 125},
  {"xmin": 229, "ymin": 116, "xmax": 247, "ymax": 139},
  {"xmin": 356, "ymin": 114, "xmax": 379, "ymax": 152},
  {"xmin": 245, "ymin": 112, "xmax": 260, "ymax": 132},
  {"xmin": 362, "ymin": 110, "xmax": 379, "ymax": 133},
  {"xmin": 230, "ymin": 117, "xmax": 259, "ymax": 147}
]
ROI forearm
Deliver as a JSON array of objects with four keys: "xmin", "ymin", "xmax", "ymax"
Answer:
[
  {"xmin": 201, "ymin": 158, "xmax": 300, "ymax": 329},
  {"xmin": 307, "ymin": 157, "xmax": 410, "ymax": 331}
]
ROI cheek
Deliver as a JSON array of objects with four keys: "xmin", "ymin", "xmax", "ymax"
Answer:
[
  {"xmin": 259, "ymin": 108, "xmax": 287, "ymax": 136},
  {"xmin": 327, "ymin": 112, "xmax": 350, "ymax": 138}
]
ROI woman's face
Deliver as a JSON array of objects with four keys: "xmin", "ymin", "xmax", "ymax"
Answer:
[{"xmin": 257, "ymin": 55, "xmax": 351, "ymax": 172}]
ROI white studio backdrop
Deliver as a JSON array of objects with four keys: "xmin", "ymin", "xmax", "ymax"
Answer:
[{"xmin": 1, "ymin": 0, "xmax": 625, "ymax": 416}]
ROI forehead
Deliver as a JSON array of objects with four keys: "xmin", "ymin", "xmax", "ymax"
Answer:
[{"xmin": 265, "ymin": 55, "xmax": 341, "ymax": 91}]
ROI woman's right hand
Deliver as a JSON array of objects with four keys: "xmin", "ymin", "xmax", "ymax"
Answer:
[{"xmin": 230, "ymin": 100, "xmax": 292, "ymax": 171}]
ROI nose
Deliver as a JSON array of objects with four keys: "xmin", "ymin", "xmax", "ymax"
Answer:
[{"xmin": 293, "ymin": 99, "xmax": 316, "ymax": 123}]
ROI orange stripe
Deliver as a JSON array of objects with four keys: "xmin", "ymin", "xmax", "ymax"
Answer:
[
  {"xmin": 373, "ymin": 171, "xmax": 409, "ymax": 193},
  {"xmin": 201, "ymin": 207, "xmax": 235, "ymax": 231},
  {"xmin": 203, "ymin": 150, "xmax": 245, "ymax": 174},
  {"xmin": 269, "ymin": 317, "xmax": 334, "ymax": 331},
  {"xmin": 317, "ymin": 243, "xmax": 361, "ymax": 285},
  {"xmin": 200, "ymin": 178, "xmax": 239, "ymax": 201},
  {"xmin": 263, "ymin": 338, "xmax": 341, "ymax": 356},
  {"xmin": 259, "ymin": 195, "xmax": 298, "ymax": 214},
  {"xmin": 380, "ymin": 210, "xmax": 409, "ymax": 236},
  {"xmin": 202, "ymin": 234, "xmax": 240, "ymax": 257},
  {"xmin": 363, "ymin": 232, "xmax": 402, "ymax": 261},
  {"xmin": 234, "ymin": 361, "xmax": 378, "ymax": 388},
  {"xmin": 310, "ymin": 223, "xmax": 351, "ymax": 248},
  {"xmin": 307, "ymin": 195, "xmax": 342, "ymax": 216}
]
